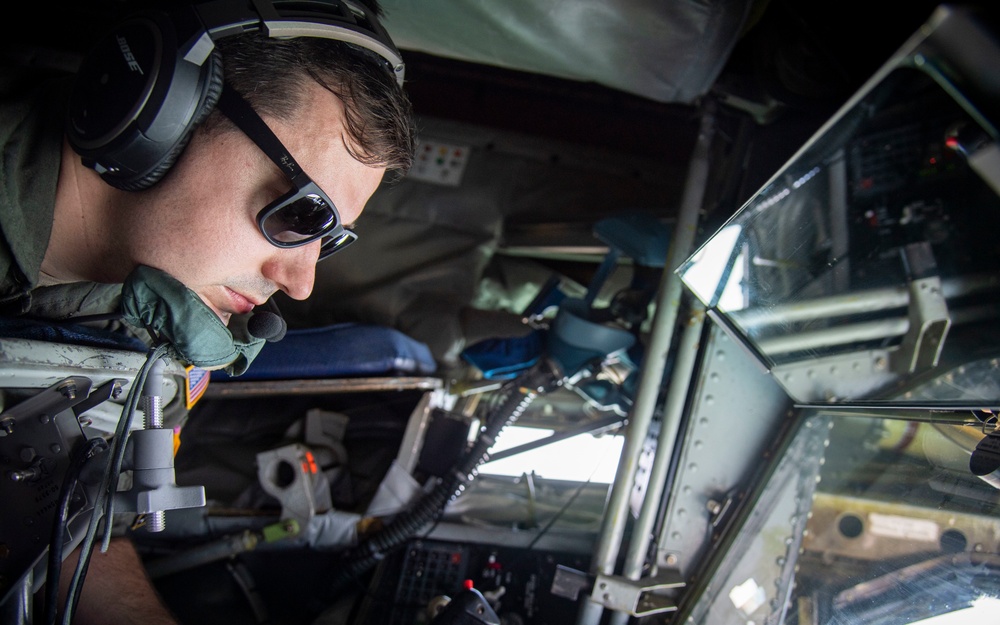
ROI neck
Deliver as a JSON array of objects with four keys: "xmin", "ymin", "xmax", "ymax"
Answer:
[{"xmin": 42, "ymin": 140, "xmax": 129, "ymax": 284}]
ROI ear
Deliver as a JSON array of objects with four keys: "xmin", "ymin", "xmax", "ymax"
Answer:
[
  {"xmin": 121, "ymin": 50, "xmax": 224, "ymax": 191},
  {"xmin": 66, "ymin": 8, "xmax": 225, "ymax": 192}
]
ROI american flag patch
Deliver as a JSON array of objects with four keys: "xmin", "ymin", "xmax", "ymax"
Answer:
[{"xmin": 185, "ymin": 366, "xmax": 210, "ymax": 409}]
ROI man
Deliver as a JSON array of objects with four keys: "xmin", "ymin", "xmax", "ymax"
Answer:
[
  {"xmin": 0, "ymin": 1, "xmax": 414, "ymax": 622},
  {"xmin": 3, "ymin": 4, "xmax": 413, "ymax": 327}
]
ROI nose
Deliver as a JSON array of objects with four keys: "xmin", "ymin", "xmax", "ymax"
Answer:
[{"xmin": 262, "ymin": 242, "xmax": 320, "ymax": 300}]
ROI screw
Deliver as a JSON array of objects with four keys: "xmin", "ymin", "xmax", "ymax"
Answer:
[
  {"xmin": 147, "ymin": 511, "xmax": 166, "ymax": 533},
  {"xmin": 142, "ymin": 396, "xmax": 163, "ymax": 430}
]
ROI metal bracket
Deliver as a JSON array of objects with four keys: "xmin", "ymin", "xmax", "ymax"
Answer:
[
  {"xmin": 0, "ymin": 377, "xmax": 99, "ymax": 603},
  {"xmin": 894, "ymin": 242, "xmax": 951, "ymax": 374},
  {"xmin": 589, "ymin": 570, "xmax": 685, "ymax": 617},
  {"xmin": 72, "ymin": 378, "xmax": 127, "ymax": 419},
  {"xmin": 894, "ymin": 276, "xmax": 951, "ymax": 373},
  {"xmin": 551, "ymin": 565, "xmax": 592, "ymax": 602}
]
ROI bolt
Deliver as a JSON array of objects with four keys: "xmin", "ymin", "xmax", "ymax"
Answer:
[
  {"xmin": 706, "ymin": 500, "xmax": 722, "ymax": 515},
  {"xmin": 58, "ymin": 381, "xmax": 77, "ymax": 401},
  {"xmin": 18, "ymin": 447, "xmax": 36, "ymax": 463},
  {"xmin": 9, "ymin": 467, "xmax": 41, "ymax": 482},
  {"xmin": 112, "ymin": 382, "xmax": 123, "ymax": 399},
  {"xmin": 0, "ymin": 419, "xmax": 13, "ymax": 436}
]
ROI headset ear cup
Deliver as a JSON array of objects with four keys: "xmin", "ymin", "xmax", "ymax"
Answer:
[{"xmin": 117, "ymin": 49, "xmax": 225, "ymax": 191}]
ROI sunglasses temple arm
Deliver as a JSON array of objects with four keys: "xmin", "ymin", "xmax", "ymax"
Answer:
[{"xmin": 216, "ymin": 84, "xmax": 304, "ymax": 180}]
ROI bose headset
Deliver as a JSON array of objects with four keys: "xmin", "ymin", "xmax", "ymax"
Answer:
[{"xmin": 66, "ymin": 0, "xmax": 405, "ymax": 192}]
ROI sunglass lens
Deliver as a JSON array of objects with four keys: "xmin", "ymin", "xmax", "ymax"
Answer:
[{"xmin": 263, "ymin": 194, "xmax": 336, "ymax": 244}]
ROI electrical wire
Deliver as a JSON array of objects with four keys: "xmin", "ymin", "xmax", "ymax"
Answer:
[
  {"xmin": 60, "ymin": 343, "xmax": 170, "ymax": 625},
  {"xmin": 524, "ymin": 468, "xmax": 601, "ymax": 553},
  {"xmin": 44, "ymin": 436, "xmax": 109, "ymax": 625},
  {"xmin": 101, "ymin": 346, "xmax": 169, "ymax": 550}
]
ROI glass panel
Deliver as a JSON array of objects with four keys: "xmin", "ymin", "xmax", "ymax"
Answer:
[
  {"xmin": 677, "ymin": 8, "xmax": 1000, "ymax": 406},
  {"xmin": 684, "ymin": 410, "xmax": 1000, "ymax": 625}
]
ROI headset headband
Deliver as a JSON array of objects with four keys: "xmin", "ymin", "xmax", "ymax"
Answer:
[{"xmin": 191, "ymin": 0, "xmax": 405, "ymax": 85}]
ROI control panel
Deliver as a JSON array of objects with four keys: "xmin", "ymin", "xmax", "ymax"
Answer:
[{"xmin": 358, "ymin": 539, "xmax": 590, "ymax": 624}]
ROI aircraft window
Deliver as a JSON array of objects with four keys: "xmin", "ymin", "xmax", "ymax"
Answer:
[
  {"xmin": 681, "ymin": 410, "xmax": 1000, "ymax": 625},
  {"xmin": 908, "ymin": 598, "xmax": 1000, "ymax": 625},
  {"xmin": 479, "ymin": 425, "xmax": 624, "ymax": 484},
  {"xmin": 678, "ymin": 10, "xmax": 1000, "ymax": 408}
]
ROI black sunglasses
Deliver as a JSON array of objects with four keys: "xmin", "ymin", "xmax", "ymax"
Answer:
[{"xmin": 215, "ymin": 83, "xmax": 356, "ymax": 261}]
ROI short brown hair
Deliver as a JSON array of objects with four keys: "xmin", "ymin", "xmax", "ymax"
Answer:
[{"xmin": 209, "ymin": 32, "xmax": 415, "ymax": 178}]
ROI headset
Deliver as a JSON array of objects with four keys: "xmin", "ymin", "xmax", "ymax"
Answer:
[{"xmin": 66, "ymin": 0, "xmax": 405, "ymax": 192}]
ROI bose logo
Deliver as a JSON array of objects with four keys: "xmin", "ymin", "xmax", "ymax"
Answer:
[{"xmin": 117, "ymin": 36, "xmax": 144, "ymax": 74}]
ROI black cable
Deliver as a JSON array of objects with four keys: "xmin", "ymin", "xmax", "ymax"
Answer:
[
  {"xmin": 61, "ymin": 343, "xmax": 170, "ymax": 625},
  {"xmin": 332, "ymin": 363, "xmax": 562, "ymax": 592},
  {"xmin": 44, "ymin": 436, "xmax": 109, "ymax": 625},
  {"xmin": 524, "ymin": 474, "xmax": 594, "ymax": 553}
]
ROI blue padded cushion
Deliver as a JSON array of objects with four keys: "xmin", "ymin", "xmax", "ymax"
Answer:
[
  {"xmin": 216, "ymin": 323, "xmax": 437, "ymax": 381},
  {"xmin": 0, "ymin": 317, "xmax": 148, "ymax": 352}
]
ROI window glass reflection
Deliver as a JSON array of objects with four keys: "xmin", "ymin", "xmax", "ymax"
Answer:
[{"xmin": 689, "ymin": 411, "xmax": 1000, "ymax": 625}]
